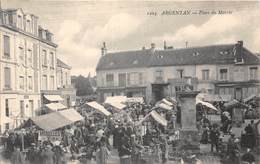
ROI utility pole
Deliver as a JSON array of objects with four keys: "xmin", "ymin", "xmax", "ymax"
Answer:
[{"xmin": 185, "ymin": 41, "xmax": 188, "ymax": 48}]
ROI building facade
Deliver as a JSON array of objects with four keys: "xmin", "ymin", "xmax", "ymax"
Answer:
[
  {"xmin": 96, "ymin": 41, "xmax": 260, "ymax": 103},
  {"xmin": 0, "ymin": 8, "xmax": 72, "ymax": 132}
]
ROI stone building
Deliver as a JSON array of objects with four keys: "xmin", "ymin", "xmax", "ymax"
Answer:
[
  {"xmin": 96, "ymin": 41, "xmax": 260, "ymax": 103},
  {"xmin": 0, "ymin": 8, "xmax": 74, "ymax": 132}
]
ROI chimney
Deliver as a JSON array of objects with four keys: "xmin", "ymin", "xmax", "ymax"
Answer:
[
  {"xmin": 151, "ymin": 43, "xmax": 156, "ymax": 49},
  {"xmin": 164, "ymin": 41, "xmax": 167, "ymax": 50},
  {"xmin": 101, "ymin": 42, "xmax": 107, "ymax": 56},
  {"xmin": 234, "ymin": 40, "xmax": 243, "ymax": 63}
]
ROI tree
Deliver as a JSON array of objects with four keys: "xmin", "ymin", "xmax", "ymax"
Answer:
[{"xmin": 72, "ymin": 75, "xmax": 94, "ymax": 96}]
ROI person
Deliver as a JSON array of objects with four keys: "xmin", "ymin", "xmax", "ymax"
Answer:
[
  {"xmin": 210, "ymin": 126, "xmax": 220, "ymax": 152},
  {"xmin": 119, "ymin": 134, "xmax": 132, "ymax": 164},
  {"xmin": 41, "ymin": 144, "xmax": 55, "ymax": 164},
  {"xmin": 27, "ymin": 143, "xmax": 39, "ymax": 164},
  {"xmin": 52, "ymin": 144, "xmax": 64, "ymax": 164},
  {"xmin": 227, "ymin": 134, "xmax": 240, "ymax": 164},
  {"xmin": 241, "ymin": 148, "xmax": 255, "ymax": 164},
  {"xmin": 244, "ymin": 120, "xmax": 255, "ymax": 149},
  {"xmin": 10, "ymin": 146, "xmax": 25, "ymax": 164},
  {"xmin": 95, "ymin": 137, "xmax": 110, "ymax": 164},
  {"xmin": 200, "ymin": 125, "xmax": 209, "ymax": 144}
]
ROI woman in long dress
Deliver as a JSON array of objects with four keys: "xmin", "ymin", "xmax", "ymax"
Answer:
[{"xmin": 96, "ymin": 137, "xmax": 110, "ymax": 164}]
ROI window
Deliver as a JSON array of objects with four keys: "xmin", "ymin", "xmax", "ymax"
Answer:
[
  {"xmin": 118, "ymin": 73, "xmax": 126, "ymax": 87},
  {"xmin": 4, "ymin": 67, "xmax": 11, "ymax": 89},
  {"xmin": 17, "ymin": 15, "xmax": 22, "ymax": 29},
  {"xmin": 42, "ymin": 75, "xmax": 47, "ymax": 90},
  {"xmin": 106, "ymin": 74, "xmax": 114, "ymax": 87},
  {"xmin": 219, "ymin": 87, "xmax": 230, "ymax": 95},
  {"xmin": 128, "ymin": 72, "xmax": 139, "ymax": 86},
  {"xmin": 19, "ymin": 47, "xmax": 24, "ymax": 63},
  {"xmin": 155, "ymin": 70, "xmax": 163, "ymax": 81},
  {"xmin": 33, "ymin": 44, "xmax": 38, "ymax": 68},
  {"xmin": 28, "ymin": 76, "xmax": 33, "ymax": 90},
  {"xmin": 50, "ymin": 52, "xmax": 54, "ymax": 68},
  {"xmin": 19, "ymin": 76, "xmax": 24, "ymax": 90},
  {"xmin": 3, "ymin": 35, "xmax": 10, "ymax": 57},
  {"xmin": 65, "ymin": 72, "xmax": 68, "ymax": 85},
  {"xmin": 28, "ymin": 49, "xmax": 32, "ymax": 66},
  {"xmin": 5, "ymin": 99, "xmax": 9, "ymax": 117},
  {"xmin": 50, "ymin": 76, "xmax": 55, "ymax": 90},
  {"xmin": 42, "ymin": 50, "xmax": 47, "ymax": 66},
  {"xmin": 20, "ymin": 101, "xmax": 24, "ymax": 118},
  {"xmin": 177, "ymin": 69, "xmax": 184, "ymax": 78},
  {"xmin": 29, "ymin": 100, "xmax": 34, "ymax": 117},
  {"xmin": 219, "ymin": 69, "xmax": 228, "ymax": 80},
  {"xmin": 5, "ymin": 123, "xmax": 9, "ymax": 130},
  {"xmin": 249, "ymin": 67, "xmax": 258, "ymax": 80},
  {"xmin": 202, "ymin": 69, "xmax": 210, "ymax": 80},
  {"xmin": 26, "ymin": 20, "xmax": 31, "ymax": 33}
]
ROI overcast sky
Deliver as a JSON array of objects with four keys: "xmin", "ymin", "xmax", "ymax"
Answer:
[{"xmin": 2, "ymin": 0, "xmax": 260, "ymax": 76}]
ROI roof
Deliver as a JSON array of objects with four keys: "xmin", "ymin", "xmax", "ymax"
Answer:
[
  {"xmin": 31, "ymin": 109, "xmax": 83, "ymax": 131},
  {"xmin": 57, "ymin": 58, "xmax": 72, "ymax": 69},
  {"xmin": 96, "ymin": 49, "xmax": 152, "ymax": 70},
  {"xmin": 96, "ymin": 44, "xmax": 260, "ymax": 71},
  {"xmin": 86, "ymin": 101, "xmax": 111, "ymax": 116}
]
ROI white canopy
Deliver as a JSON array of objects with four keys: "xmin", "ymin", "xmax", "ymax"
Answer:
[
  {"xmin": 105, "ymin": 96, "xmax": 127, "ymax": 104},
  {"xmin": 162, "ymin": 98, "xmax": 173, "ymax": 106},
  {"xmin": 59, "ymin": 108, "xmax": 84, "ymax": 122},
  {"xmin": 126, "ymin": 97, "xmax": 144, "ymax": 103},
  {"xmin": 156, "ymin": 102, "xmax": 172, "ymax": 111},
  {"xmin": 46, "ymin": 103, "xmax": 67, "ymax": 111},
  {"xmin": 137, "ymin": 111, "xmax": 167, "ymax": 127},
  {"xmin": 108, "ymin": 102, "xmax": 126, "ymax": 110},
  {"xmin": 244, "ymin": 94, "xmax": 256, "ymax": 103},
  {"xmin": 150, "ymin": 111, "xmax": 168, "ymax": 126},
  {"xmin": 196, "ymin": 100, "xmax": 218, "ymax": 111},
  {"xmin": 86, "ymin": 101, "xmax": 111, "ymax": 116},
  {"xmin": 44, "ymin": 95, "xmax": 63, "ymax": 102}
]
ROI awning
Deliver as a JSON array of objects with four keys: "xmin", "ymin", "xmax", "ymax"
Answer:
[
  {"xmin": 224, "ymin": 99, "xmax": 249, "ymax": 109},
  {"xmin": 196, "ymin": 100, "xmax": 218, "ymax": 111},
  {"xmin": 45, "ymin": 103, "xmax": 67, "ymax": 111},
  {"xmin": 31, "ymin": 109, "xmax": 83, "ymax": 131},
  {"xmin": 156, "ymin": 102, "xmax": 172, "ymax": 111},
  {"xmin": 126, "ymin": 97, "xmax": 144, "ymax": 103},
  {"xmin": 44, "ymin": 95, "xmax": 63, "ymax": 101},
  {"xmin": 58, "ymin": 109, "xmax": 84, "ymax": 122},
  {"xmin": 150, "ymin": 111, "xmax": 167, "ymax": 126},
  {"xmin": 108, "ymin": 102, "xmax": 126, "ymax": 110},
  {"xmin": 86, "ymin": 101, "xmax": 111, "ymax": 116},
  {"xmin": 105, "ymin": 96, "xmax": 127, "ymax": 104},
  {"xmin": 244, "ymin": 94, "xmax": 256, "ymax": 103},
  {"xmin": 2, "ymin": 116, "xmax": 13, "ymax": 123},
  {"xmin": 162, "ymin": 98, "xmax": 173, "ymax": 106}
]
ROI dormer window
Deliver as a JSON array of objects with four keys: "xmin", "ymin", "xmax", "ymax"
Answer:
[
  {"xmin": 26, "ymin": 19, "xmax": 31, "ymax": 33},
  {"xmin": 133, "ymin": 60, "xmax": 138, "ymax": 64},
  {"xmin": 192, "ymin": 52, "xmax": 199, "ymax": 56},
  {"xmin": 17, "ymin": 15, "xmax": 23, "ymax": 29}
]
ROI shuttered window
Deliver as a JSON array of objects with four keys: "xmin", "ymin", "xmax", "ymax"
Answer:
[
  {"xmin": 4, "ymin": 35, "xmax": 10, "ymax": 57},
  {"xmin": 4, "ymin": 67, "xmax": 11, "ymax": 89}
]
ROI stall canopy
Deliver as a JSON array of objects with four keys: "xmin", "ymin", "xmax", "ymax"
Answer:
[
  {"xmin": 105, "ymin": 96, "xmax": 127, "ymax": 104},
  {"xmin": 196, "ymin": 100, "xmax": 218, "ymax": 111},
  {"xmin": 45, "ymin": 103, "xmax": 67, "ymax": 111},
  {"xmin": 162, "ymin": 98, "xmax": 173, "ymax": 106},
  {"xmin": 150, "ymin": 111, "xmax": 168, "ymax": 126},
  {"xmin": 31, "ymin": 109, "xmax": 83, "ymax": 131},
  {"xmin": 243, "ymin": 94, "xmax": 256, "ymax": 103},
  {"xmin": 105, "ymin": 96, "xmax": 127, "ymax": 110},
  {"xmin": 125, "ymin": 97, "xmax": 144, "ymax": 103},
  {"xmin": 224, "ymin": 99, "xmax": 249, "ymax": 109},
  {"xmin": 44, "ymin": 95, "xmax": 63, "ymax": 102},
  {"xmin": 156, "ymin": 102, "xmax": 172, "ymax": 111},
  {"xmin": 137, "ymin": 110, "xmax": 167, "ymax": 127},
  {"xmin": 86, "ymin": 101, "xmax": 111, "ymax": 116}
]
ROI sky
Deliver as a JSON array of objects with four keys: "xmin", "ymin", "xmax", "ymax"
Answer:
[{"xmin": 2, "ymin": 0, "xmax": 260, "ymax": 76}]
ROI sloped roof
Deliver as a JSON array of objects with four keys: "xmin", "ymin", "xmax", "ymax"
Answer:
[
  {"xmin": 96, "ymin": 49, "xmax": 152, "ymax": 70},
  {"xmin": 96, "ymin": 44, "xmax": 260, "ymax": 71},
  {"xmin": 57, "ymin": 58, "xmax": 71, "ymax": 69}
]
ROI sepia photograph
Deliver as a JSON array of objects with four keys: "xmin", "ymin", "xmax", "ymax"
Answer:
[{"xmin": 0, "ymin": 0, "xmax": 260, "ymax": 164}]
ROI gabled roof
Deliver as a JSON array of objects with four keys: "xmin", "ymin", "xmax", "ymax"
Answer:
[
  {"xmin": 96, "ymin": 49, "xmax": 152, "ymax": 71},
  {"xmin": 96, "ymin": 44, "xmax": 260, "ymax": 71},
  {"xmin": 57, "ymin": 58, "xmax": 71, "ymax": 70}
]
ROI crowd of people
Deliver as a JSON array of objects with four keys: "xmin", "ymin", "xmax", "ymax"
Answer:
[{"xmin": 1, "ymin": 96, "xmax": 259, "ymax": 164}]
